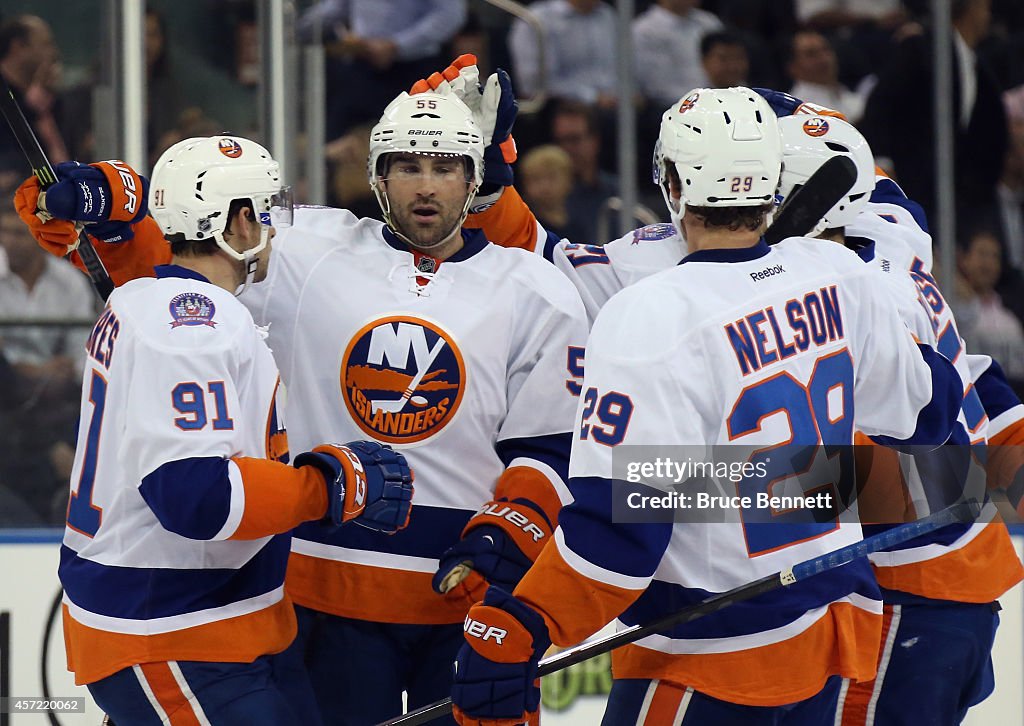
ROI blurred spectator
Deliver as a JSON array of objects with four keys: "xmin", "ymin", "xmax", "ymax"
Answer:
[
  {"xmin": 794, "ymin": 0, "xmax": 914, "ymax": 89},
  {"xmin": 955, "ymin": 225, "xmax": 1024, "ymax": 380},
  {"xmin": 998, "ymin": 86, "xmax": 1024, "ymax": 275},
  {"xmin": 298, "ymin": 0, "xmax": 468, "ymax": 138},
  {"xmin": 519, "ymin": 144, "xmax": 589, "ymax": 242},
  {"xmin": 860, "ymin": 0, "xmax": 1007, "ymax": 239},
  {"xmin": 701, "ymin": 30, "xmax": 750, "ymax": 88},
  {"xmin": 786, "ymin": 27, "xmax": 865, "ymax": 122},
  {"xmin": 326, "ymin": 122, "xmax": 381, "ymax": 220},
  {"xmin": 632, "ymin": 0, "xmax": 723, "ymax": 109},
  {"xmin": 0, "ymin": 203, "xmax": 95, "ymax": 523},
  {"xmin": 707, "ymin": 0, "xmax": 796, "ymax": 86},
  {"xmin": 795, "ymin": 0, "xmax": 907, "ymax": 31},
  {"xmin": 508, "ymin": 0, "xmax": 618, "ymax": 108},
  {"xmin": 550, "ymin": 100, "xmax": 620, "ymax": 242},
  {"xmin": 0, "ymin": 15, "xmax": 68, "ymax": 170}
]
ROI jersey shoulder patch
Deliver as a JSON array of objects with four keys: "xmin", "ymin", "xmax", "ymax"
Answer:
[{"xmin": 631, "ymin": 223, "xmax": 677, "ymax": 243}]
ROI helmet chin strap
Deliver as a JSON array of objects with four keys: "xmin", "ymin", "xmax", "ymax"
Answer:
[{"xmin": 234, "ymin": 225, "xmax": 270, "ymax": 296}]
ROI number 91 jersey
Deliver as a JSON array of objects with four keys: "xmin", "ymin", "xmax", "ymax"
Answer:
[{"xmin": 60, "ymin": 269, "xmax": 292, "ymax": 685}]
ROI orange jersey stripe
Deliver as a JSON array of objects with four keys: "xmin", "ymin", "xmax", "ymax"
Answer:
[
  {"xmin": 872, "ymin": 520, "xmax": 1023, "ymax": 602},
  {"xmin": 137, "ymin": 663, "xmax": 202, "ymax": 726},
  {"xmin": 285, "ymin": 552, "xmax": 467, "ymax": 624},
  {"xmin": 612, "ymin": 601, "xmax": 881, "ymax": 708},
  {"xmin": 62, "ymin": 598, "xmax": 296, "ymax": 685},
  {"xmin": 463, "ymin": 186, "xmax": 540, "ymax": 252}
]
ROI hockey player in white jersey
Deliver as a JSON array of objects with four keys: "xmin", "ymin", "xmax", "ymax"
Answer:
[
  {"xmin": 767, "ymin": 113, "xmax": 1024, "ymax": 723},
  {"xmin": 448, "ymin": 87, "xmax": 966, "ymax": 725},
  {"xmin": 11, "ymin": 137, "xmax": 414, "ymax": 724},
  {"xmin": 16, "ymin": 93, "xmax": 588, "ymax": 724}
]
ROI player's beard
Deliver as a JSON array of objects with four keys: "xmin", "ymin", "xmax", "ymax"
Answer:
[{"xmin": 389, "ymin": 196, "xmax": 467, "ymax": 252}]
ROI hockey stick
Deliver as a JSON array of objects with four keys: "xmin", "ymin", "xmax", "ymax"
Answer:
[
  {"xmin": 764, "ymin": 154, "xmax": 857, "ymax": 245},
  {"xmin": 0, "ymin": 78, "xmax": 114, "ymax": 300},
  {"xmin": 379, "ymin": 497, "xmax": 980, "ymax": 726}
]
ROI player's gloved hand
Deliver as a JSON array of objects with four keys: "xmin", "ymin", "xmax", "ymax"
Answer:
[
  {"xmin": 14, "ymin": 160, "xmax": 149, "ymax": 252},
  {"xmin": 452, "ymin": 586, "xmax": 550, "ymax": 726},
  {"xmin": 294, "ymin": 441, "xmax": 414, "ymax": 533},
  {"xmin": 433, "ymin": 499, "xmax": 552, "ymax": 597},
  {"xmin": 14, "ymin": 175, "xmax": 81, "ymax": 257},
  {"xmin": 411, "ymin": 54, "xmax": 518, "ymax": 193},
  {"xmin": 753, "ymin": 87, "xmax": 848, "ymax": 121}
]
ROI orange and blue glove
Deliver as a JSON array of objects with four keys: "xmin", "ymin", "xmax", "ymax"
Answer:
[
  {"xmin": 295, "ymin": 441, "xmax": 414, "ymax": 533},
  {"xmin": 13, "ymin": 159, "xmax": 149, "ymax": 256},
  {"xmin": 433, "ymin": 498, "xmax": 553, "ymax": 601},
  {"xmin": 452, "ymin": 586, "xmax": 550, "ymax": 726},
  {"xmin": 411, "ymin": 54, "xmax": 518, "ymax": 194}
]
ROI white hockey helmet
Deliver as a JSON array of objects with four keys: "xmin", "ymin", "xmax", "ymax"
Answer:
[
  {"xmin": 368, "ymin": 91, "xmax": 485, "ymax": 246},
  {"xmin": 654, "ymin": 87, "xmax": 781, "ymax": 235},
  {"xmin": 778, "ymin": 115, "xmax": 875, "ymax": 235},
  {"xmin": 149, "ymin": 135, "xmax": 292, "ymax": 261}
]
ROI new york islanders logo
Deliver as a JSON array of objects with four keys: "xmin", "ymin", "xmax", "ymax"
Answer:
[
  {"xmin": 341, "ymin": 315, "xmax": 465, "ymax": 445},
  {"xmin": 678, "ymin": 92, "xmax": 700, "ymax": 113},
  {"xmin": 218, "ymin": 138, "xmax": 243, "ymax": 158},
  {"xmin": 169, "ymin": 293, "xmax": 217, "ymax": 328},
  {"xmin": 802, "ymin": 118, "xmax": 830, "ymax": 137}
]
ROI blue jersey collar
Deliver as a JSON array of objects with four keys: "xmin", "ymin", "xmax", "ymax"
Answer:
[
  {"xmin": 844, "ymin": 236, "xmax": 876, "ymax": 262},
  {"xmin": 154, "ymin": 264, "xmax": 212, "ymax": 283},
  {"xmin": 381, "ymin": 226, "xmax": 489, "ymax": 262},
  {"xmin": 680, "ymin": 238, "xmax": 771, "ymax": 265}
]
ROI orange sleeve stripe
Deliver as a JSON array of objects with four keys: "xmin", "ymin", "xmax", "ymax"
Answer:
[
  {"xmin": 514, "ymin": 540, "xmax": 642, "ymax": 647},
  {"xmin": 229, "ymin": 458, "xmax": 327, "ymax": 540},
  {"xmin": 463, "ymin": 185, "xmax": 540, "ymax": 252},
  {"xmin": 62, "ymin": 598, "xmax": 296, "ymax": 685},
  {"xmin": 71, "ymin": 216, "xmax": 171, "ymax": 286},
  {"xmin": 494, "ymin": 465, "xmax": 563, "ymax": 528},
  {"xmin": 989, "ymin": 418, "xmax": 1024, "ymax": 447}
]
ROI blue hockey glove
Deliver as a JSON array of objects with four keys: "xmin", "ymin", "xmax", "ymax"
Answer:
[
  {"xmin": 294, "ymin": 441, "xmax": 414, "ymax": 533},
  {"xmin": 433, "ymin": 500, "xmax": 552, "ymax": 595},
  {"xmin": 452, "ymin": 586, "xmax": 550, "ymax": 726},
  {"xmin": 43, "ymin": 160, "xmax": 150, "ymax": 243}
]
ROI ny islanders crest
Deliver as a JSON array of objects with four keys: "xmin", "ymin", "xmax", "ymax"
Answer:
[{"xmin": 341, "ymin": 315, "xmax": 465, "ymax": 445}]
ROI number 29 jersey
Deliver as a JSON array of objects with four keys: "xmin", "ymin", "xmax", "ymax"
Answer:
[{"xmin": 514, "ymin": 237, "xmax": 963, "ymax": 706}]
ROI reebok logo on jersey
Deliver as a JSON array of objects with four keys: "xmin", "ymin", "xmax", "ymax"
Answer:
[
  {"xmin": 749, "ymin": 264, "xmax": 786, "ymax": 282},
  {"xmin": 464, "ymin": 616, "xmax": 507, "ymax": 644},
  {"xmin": 341, "ymin": 315, "xmax": 466, "ymax": 444}
]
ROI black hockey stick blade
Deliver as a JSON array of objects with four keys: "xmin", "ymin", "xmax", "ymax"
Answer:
[
  {"xmin": 764, "ymin": 154, "xmax": 858, "ymax": 246},
  {"xmin": 0, "ymin": 78, "xmax": 114, "ymax": 300},
  {"xmin": 379, "ymin": 498, "xmax": 979, "ymax": 726}
]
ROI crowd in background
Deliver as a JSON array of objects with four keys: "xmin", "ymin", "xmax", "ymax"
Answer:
[{"xmin": 0, "ymin": 0, "xmax": 1022, "ymax": 526}]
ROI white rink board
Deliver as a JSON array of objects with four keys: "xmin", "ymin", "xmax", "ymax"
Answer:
[{"xmin": 0, "ymin": 535, "xmax": 1021, "ymax": 725}]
